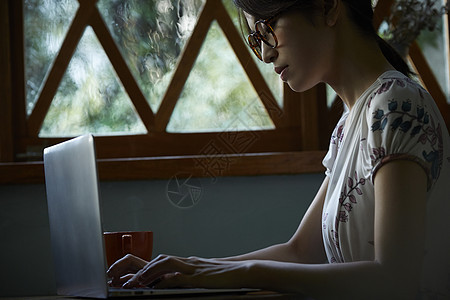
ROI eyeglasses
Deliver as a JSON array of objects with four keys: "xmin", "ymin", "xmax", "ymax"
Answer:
[{"xmin": 247, "ymin": 16, "xmax": 278, "ymax": 61}]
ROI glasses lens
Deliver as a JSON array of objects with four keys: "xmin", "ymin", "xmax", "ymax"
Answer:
[
  {"xmin": 248, "ymin": 35, "xmax": 262, "ymax": 60},
  {"xmin": 248, "ymin": 34, "xmax": 260, "ymax": 47},
  {"xmin": 255, "ymin": 22, "xmax": 276, "ymax": 47}
]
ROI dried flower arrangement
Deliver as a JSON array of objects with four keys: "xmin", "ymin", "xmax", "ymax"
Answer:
[{"xmin": 383, "ymin": 0, "xmax": 449, "ymax": 56}]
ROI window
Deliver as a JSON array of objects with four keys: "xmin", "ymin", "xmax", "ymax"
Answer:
[
  {"xmin": 1, "ymin": 0, "xmax": 449, "ymax": 184},
  {"xmin": 1, "ymin": 0, "xmax": 330, "ymax": 183},
  {"xmin": 21, "ymin": 0, "xmax": 326, "ymax": 155}
]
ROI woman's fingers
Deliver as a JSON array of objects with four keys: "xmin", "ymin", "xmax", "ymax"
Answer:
[
  {"xmin": 118, "ymin": 255, "xmax": 246, "ymax": 290},
  {"xmin": 122, "ymin": 255, "xmax": 196, "ymax": 288},
  {"xmin": 108, "ymin": 274, "xmax": 134, "ymax": 287},
  {"xmin": 107, "ymin": 254, "xmax": 149, "ymax": 285}
]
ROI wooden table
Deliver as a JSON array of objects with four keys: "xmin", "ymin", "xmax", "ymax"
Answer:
[{"xmin": 0, "ymin": 291, "xmax": 311, "ymax": 300}]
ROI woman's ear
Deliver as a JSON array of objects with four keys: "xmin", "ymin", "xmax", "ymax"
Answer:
[{"xmin": 323, "ymin": 0, "xmax": 340, "ymax": 27}]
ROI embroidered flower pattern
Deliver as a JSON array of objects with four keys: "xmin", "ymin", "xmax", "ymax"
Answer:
[
  {"xmin": 370, "ymin": 78, "xmax": 444, "ymax": 182},
  {"xmin": 371, "ymin": 99, "xmax": 429, "ymax": 134},
  {"xmin": 421, "ymin": 120, "xmax": 444, "ymax": 180},
  {"xmin": 338, "ymin": 171, "xmax": 366, "ymax": 221},
  {"xmin": 331, "ymin": 171, "xmax": 366, "ymax": 251},
  {"xmin": 368, "ymin": 77, "xmax": 424, "ymax": 108},
  {"xmin": 331, "ymin": 124, "xmax": 345, "ymax": 147},
  {"xmin": 370, "ymin": 147, "xmax": 386, "ymax": 162}
]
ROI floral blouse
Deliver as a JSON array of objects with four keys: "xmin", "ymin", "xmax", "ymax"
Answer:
[{"xmin": 322, "ymin": 70, "xmax": 450, "ymax": 298}]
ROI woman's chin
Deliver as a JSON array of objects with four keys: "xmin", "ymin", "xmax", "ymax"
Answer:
[{"xmin": 286, "ymin": 79, "xmax": 319, "ymax": 93}]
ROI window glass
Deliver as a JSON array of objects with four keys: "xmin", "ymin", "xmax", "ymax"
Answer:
[
  {"xmin": 97, "ymin": 0, "xmax": 205, "ymax": 112},
  {"xmin": 26, "ymin": 0, "xmax": 279, "ymax": 137},
  {"xmin": 24, "ymin": 0, "xmax": 79, "ymax": 115},
  {"xmin": 39, "ymin": 27, "xmax": 146, "ymax": 137},
  {"xmin": 167, "ymin": 21, "xmax": 275, "ymax": 132},
  {"xmin": 326, "ymin": 84, "xmax": 338, "ymax": 108},
  {"xmin": 417, "ymin": 16, "xmax": 450, "ymax": 103}
]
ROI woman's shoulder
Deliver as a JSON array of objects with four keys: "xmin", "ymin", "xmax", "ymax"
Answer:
[
  {"xmin": 363, "ymin": 71, "xmax": 438, "ymax": 127},
  {"xmin": 367, "ymin": 70, "xmax": 431, "ymax": 110},
  {"xmin": 360, "ymin": 71, "xmax": 450, "ymax": 189}
]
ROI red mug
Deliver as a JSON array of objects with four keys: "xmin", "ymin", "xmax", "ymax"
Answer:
[{"xmin": 103, "ymin": 231, "xmax": 153, "ymax": 267}]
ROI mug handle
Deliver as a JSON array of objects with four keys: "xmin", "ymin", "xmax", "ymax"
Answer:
[{"xmin": 122, "ymin": 234, "xmax": 132, "ymax": 254}]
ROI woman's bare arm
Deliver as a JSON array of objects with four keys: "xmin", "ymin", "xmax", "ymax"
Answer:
[{"xmin": 243, "ymin": 160, "xmax": 427, "ymax": 299}]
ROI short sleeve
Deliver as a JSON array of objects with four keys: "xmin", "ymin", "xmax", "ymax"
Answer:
[{"xmin": 365, "ymin": 77, "xmax": 445, "ymax": 189}]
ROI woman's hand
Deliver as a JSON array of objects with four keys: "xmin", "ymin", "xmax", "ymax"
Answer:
[
  {"xmin": 117, "ymin": 254, "xmax": 251, "ymax": 289},
  {"xmin": 107, "ymin": 254, "xmax": 149, "ymax": 287}
]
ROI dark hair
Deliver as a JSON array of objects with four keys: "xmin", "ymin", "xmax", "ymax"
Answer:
[{"xmin": 233, "ymin": 0, "xmax": 414, "ymax": 77}]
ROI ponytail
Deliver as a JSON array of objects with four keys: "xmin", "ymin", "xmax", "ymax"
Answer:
[
  {"xmin": 375, "ymin": 34, "xmax": 415, "ymax": 78},
  {"xmin": 343, "ymin": 0, "xmax": 414, "ymax": 78}
]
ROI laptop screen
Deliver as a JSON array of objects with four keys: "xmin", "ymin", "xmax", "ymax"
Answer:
[{"xmin": 44, "ymin": 134, "xmax": 109, "ymax": 298}]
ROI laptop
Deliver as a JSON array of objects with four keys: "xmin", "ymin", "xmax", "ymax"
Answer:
[{"xmin": 43, "ymin": 134, "xmax": 257, "ymax": 298}]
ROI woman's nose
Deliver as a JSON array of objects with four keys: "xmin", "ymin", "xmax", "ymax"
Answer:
[{"xmin": 261, "ymin": 42, "xmax": 278, "ymax": 63}]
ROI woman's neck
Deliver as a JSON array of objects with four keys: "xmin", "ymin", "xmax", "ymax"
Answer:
[{"xmin": 324, "ymin": 15, "xmax": 395, "ymax": 110}]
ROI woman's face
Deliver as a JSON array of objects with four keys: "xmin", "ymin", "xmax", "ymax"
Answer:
[{"xmin": 245, "ymin": 9, "xmax": 335, "ymax": 92}]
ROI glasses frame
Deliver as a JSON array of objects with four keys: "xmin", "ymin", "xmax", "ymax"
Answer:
[{"xmin": 247, "ymin": 16, "xmax": 278, "ymax": 61}]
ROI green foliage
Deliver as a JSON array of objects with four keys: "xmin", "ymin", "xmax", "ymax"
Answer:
[{"xmin": 24, "ymin": 0, "xmax": 79, "ymax": 114}]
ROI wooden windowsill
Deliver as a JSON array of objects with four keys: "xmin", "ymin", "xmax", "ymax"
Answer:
[{"xmin": 0, "ymin": 151, "xmax": 326, "ymax": 184}]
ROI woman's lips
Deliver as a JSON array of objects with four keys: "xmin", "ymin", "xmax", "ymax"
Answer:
[
  {"xmin": 274, "ymin": 65, "xmax": 288, "ymax": 81},
  {"xmin": 280, "ymin": 67, "xmax": 288, "ymax": 82}
]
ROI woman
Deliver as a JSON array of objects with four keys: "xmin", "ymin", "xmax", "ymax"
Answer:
[{"xmin": 108, "ymin": 0, "xmax": 450, "ymax": 298}]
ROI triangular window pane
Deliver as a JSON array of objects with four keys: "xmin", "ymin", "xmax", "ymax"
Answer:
[
  {"xmin": 167, "ymin": 21, "xmax": 275, "ymax": 133},
  {"xmin": 24, "ymin": 0, "xmax": 79, "ymax": 115},
  {"xmin": 39, "ymin": 27, "xmax": 147, "ymax": 137},
  {"xmin": 97, "ymin": 0, "xmax": 205, "ymax": 112}
]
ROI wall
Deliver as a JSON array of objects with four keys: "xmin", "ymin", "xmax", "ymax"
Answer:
[{"xmin": 0, "ymin": 173, "xmax": 324, "ymax": 297}]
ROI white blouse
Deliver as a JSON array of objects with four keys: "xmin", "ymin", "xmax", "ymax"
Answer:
[{"xmin": 321, "ymin": 70, "xmax": 450, "ymax": 298}]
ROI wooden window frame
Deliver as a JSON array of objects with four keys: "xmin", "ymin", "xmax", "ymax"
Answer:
[{"xmin": 1, "ymin": 0, "xmax": 449, "ymax": 184}]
